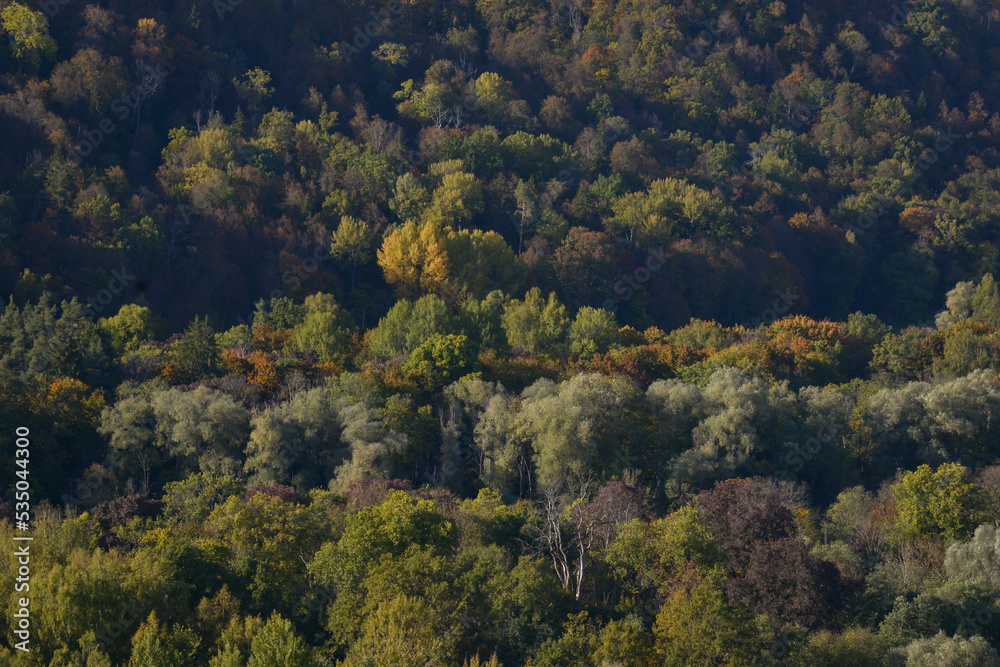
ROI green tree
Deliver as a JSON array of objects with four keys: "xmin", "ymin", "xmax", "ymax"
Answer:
[
  {"xmin": 475, "ymin": 72, "xmax": 515, "ymax": 125},
  {"xmin": 402, "ymin": 333, "xmax": 478, "ymax": 386},
  {"xmin": 944, "ymin": 524, "xmax": 1000, "ymax": 590},
  {"xmin": 340, "ymin": 595, "xmax": 457, "ymax": 667},
  {"xmin": 161, "ymin": 472, "xmax": 245, "ymax": 524},
  {"xmin": 168, "ymin": 317, "xmax": 220, "ymax": 383},
  {"xmin": 128, "ymin": 612, "xmax": 200, "ymax": 667},
  {"xmin": 100, "ymin": 304, "xmax": 157, "ymax": 353},
  {"xmin": 99, "ymin": 394, "xmax": 159, "ymax": 494},
  {"xmin": 253, "ymin": 297, "xmax": 306, "ymax": 330},
  {"xmin": 502, "ymin": 288, "xmax": 570, "ymax": 358},
  {"xmin": 331, "ymin": 215, "xmax": 374, "ymax": 289},
  {"xmin": 204, "ymin": 493, "xmax": 326, "ymax": 613},
  {"xmin": 971, "ymin": 273, "xmax": 1000, "ymax": 329},
  {"xmin": 787, "ymin": 628, "xmax": 889, "ymax": 667},
  {"xmin": 424, "ymin": 171, "xmax": 485, "ymax": 229},
  {"xmin": 568, "ymin": 307, "xmax": 619, "ymax": 360},
  {"xmin": 287, "ymin": 293, "xmax": 354, "ymax": 361},
  {"xmin": 150, "ymin": 386, "xmax": 250, "ymax": 477},
  {"xmin": 308, "ymin": 491, "xmax": 457, "ymax": 648},
  {"xmin": 892, "ymin": 464, "xmax": 987, "ymax": 543},
  {"xmin": 246, "ymin": 613, "xmax": 313, "ymax": 667},
  {"xmin": 370, "ymin": 294, "xmax": 457, "ymax": 358},
  {"xmin": 901, "ymin": 632, "xmax": 1000, "ymax": 667},
  {"xmin": 653, "ymin": 572, "xmax": 773, "ymax": 667},
  {"xmin": 459, "ymin": 290, "xmax": 509, "ymax": 351},
  {"xmin": 520, "ymin": 373, "xmax": 644, "ymax": 491},
  {"xmin": 389, "ymin": 173, "xmax": 431, "ymax": 224},
  {"xmin": 244, "ymin": 386, "xmax": 346, "ymax": 487}
]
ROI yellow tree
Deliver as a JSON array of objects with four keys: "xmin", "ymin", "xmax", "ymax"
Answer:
[
  {"xmin": 377, "ymin": 220, "xmax": 451, "ymax": 298},
  {"xmin": 1, "ymin": 3, "xmax": 56, "ymax": 73},
  {"xmin": 379, "ymin": 221, "xmax": 522, "ymax": 300}
]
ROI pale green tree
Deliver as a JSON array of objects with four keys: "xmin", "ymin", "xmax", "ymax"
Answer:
[
  {"xmin": 502, "ymin": 288, "xmax": 570, "ymax": 358},
  {"xmin": 567, "ymin": 307, "xmax": 619, "ymax": 360}
]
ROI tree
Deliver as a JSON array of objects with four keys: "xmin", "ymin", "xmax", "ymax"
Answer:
[
  {"xmin": 244, "ymin": 387, "xmax": 346, "ymax": 488},
  {"xmin": 150, "ymin": 386, "xmax": 251, "ymax": 477},
  {"xmin": 233, "ymin": 68, "xmax": 274, "ymax": 128},
  {"xmin": 653, "ymin": 572, "xmax": 773, "ymax": 667},
  {"xmin": 727, "ymin": 537, "xmax": 847, "ymax": 629},
  {"xmin": 389, "ymin": 173, "xmax": 431, "ymax": 224},
  {"xmin": 605, "ymin": 506, "xmax": 721, "ymax": 602},
  {"xmin": 128, "ymin": 612, "xmax": 200, "ymax": 667},
  {"xmin": 936, "ymin": 281, "xmax": 975, "ymax": 329},
  {"xmin": 402, "ymin": 333, "xmax": 478, "ymax": 386},
  {"xmin": 901, "ymin": 632, "xmax": 1000, "ymax": 667},
  {"xmin": 520, "ymin": 373, "xmax": 645, "ymax": 492},
  {"xmin": 246, "ymin": 613, "xmax": 313, "ymax": 667},
  {"xmin": 502, "ymin": 288, "xmax": 570, "ymax": 358},
  {"xmin": 1, "ymin": 3, "xmax": 56, "ymax": 73},
  {"xmin": 971, "ymin": 273, "xmax": 1000, "ymax": 329},
  {"xmin": 424, "ymin": 171, "xmax": 484, "ymax": 230},
  {"xmin": 308, "ymin": 491, "xmax": 456, "ymax": 648},
  {"xmin": 50, "ymin": 48, "xmax": 128, "ymax": 115},
  {"xmin": 475, "ymin": 72, "xmax": 515, "ymax": 125},
  {"xmin": 253, "ymin": 297, "xmax": 306, "ymax": 330},
  {"xmin": 513, "ymin": 179, "xmax": 537, "ymax": 254},
  {"xmin": 167, "ymin": 317, "xmax": 220, "ymax": 384},
  {"xmin": 892, "ymin": 463, "xmax": 987, "ymax": 543},
  {"xmin": 568, "ymin": 307, "xmax": 619, "ymax": 359},
  {"xmin": 161, "ymin": 472, "xmax": 245, "ymax": 524},
  {"xmin": 331, "ymin": 216, "xmax": 374, "ymax": 289},
  {"xmin": 369, "ymin": 294, "xmax": 457, "ymax": 358},
  {"xmin": 441, "ymin": 226, "xmax": 524, "ymax": 299},
  {"xmin": 669, "ymin": 370, "xmax": 800, "ymax": 494},
  {"xmin": 99, "ymin": 394, "xmax": 159, "ymax": 494},
  {"xmin": 459, "ymin": 290, "xmax": 509, "ymax": 351},
  {"xmin": 204, "ymin": 492, "xmax": 326, "ymax": 613},
  {"xmin": 695, "ymin": 477, "xmax": 797, "ymax": 569},
  {"xmin": 331, "ymin": 401, "xmax": 408, "ymax": 492},
  {"xmin": 0, "ymin": 295, "xmax": 110, "ymax": 384},
  {"xmin": 787, "ymin": 628, "xmax": 889, "ymax": 667},
  {"xmin": 551, "ymin": 228, "xmax": 616, "ymax": 308},
  {"xmin": 944, "ymin": 524, "xmax": 1000, "ymax": 591},
  {"xmin": 100, "ymin": 304, "xmax": 157, "ymax": 353},
  {"xmin": 287, "ymin": 293, "xmax": 354, "ymax": 361},
  {"xmin": 610, "ymin": 137, "xmax": 661, "ymax": 188},
  {"xmin": 377, "ymin": 220, "xmax": 451, "ymax": 298},
  {"xmin": 340, "ymin": 595, "xmax": 457, "ymax": 667},
  {"xmin": 311, "ymin": 491, "xmax": 456, "ymax": 590}
]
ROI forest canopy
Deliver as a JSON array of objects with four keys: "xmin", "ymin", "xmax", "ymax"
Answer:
[{"xmin": 1, "ymin": 0, "xmax": 1000, "ymax": 664}]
